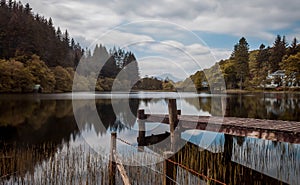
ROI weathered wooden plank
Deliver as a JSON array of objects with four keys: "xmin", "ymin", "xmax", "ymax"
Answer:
[
  {"xmin": 141, "ymin": 113, "xmax": 300, "ymax": 143},
  {"xmin": 148, "ymin": 114, "xmax": 300, "ymax": 130}
]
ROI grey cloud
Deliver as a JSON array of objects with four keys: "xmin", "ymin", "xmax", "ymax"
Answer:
[
  {"xmin": 26, "ymin": 0, "xmax": 300, "ymax": 41},
  {"xmin": 109, "ymin": 0, "xmax": 218, "ymax": 19},
  {"xmin": 23, "ymin": 0, "xmax": 299, "ymax": 78}
]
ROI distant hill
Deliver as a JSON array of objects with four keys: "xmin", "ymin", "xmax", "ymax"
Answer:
[{"xmin": 153, "ymin": 73, "xmax": 183, "ymax": 82}]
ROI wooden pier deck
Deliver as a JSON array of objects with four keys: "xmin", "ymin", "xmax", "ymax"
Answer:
[{"xmin": 139, "ymin": 113, "xmax": 300, "ymax": 144}]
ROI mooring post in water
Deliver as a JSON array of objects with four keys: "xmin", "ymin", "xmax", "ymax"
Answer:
[
  {"xmin": 137, "ymin": 119, "xmax": 145, "ymax": 152},
  {"xmin": 109, "ymin": 132, "xmax": 117, "ymax": 185},
  {"xmin": 138, "ymin": 109, "xmax": 146, "ymax": 119},
  {"xmin": 163, "ymin": 151, "xmax": 176, "ymax": 185},
  {"xmin": 168, "ymin": 99, "xmax": 179, "ymax": 152},
  {"xmin": 168, "ymin": 99, "xmax": 178, "ymax": 131}
]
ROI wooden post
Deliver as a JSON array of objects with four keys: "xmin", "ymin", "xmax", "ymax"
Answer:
[
  {"xmin": 168, "ymin": 99, "xmax": 178, "ymax": 131},
  {"xmin": 109, "ymin": 132, "xmax": 117, "ymax": 185},
  {"xmin": 163, "ymin": 151, "xmax": 176, "ymax": 185},
  {"xmin": 138, "ymin": 109, "xmax": 146, "ymax": 119},
  {"xmin": 168, "ymin": 99, "xmax": 178, "ymax": 152},
  {"xmin": 137, "ymin": 120, "xmax": 145, "ymax": 151}
]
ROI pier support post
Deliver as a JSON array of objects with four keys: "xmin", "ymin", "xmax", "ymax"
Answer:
[
  {"xmin": 109, "ymin": 132, "xmax": 117, "ymax": 185},
  {"xmin": 138, "ymin": 109, "xmax": 146, "ymax": 119},
  {"xmin": 168, "ymin": 99, "xmax": 178, "ymax": 131},
  {"xmin": 168, "ymin": 99, "xmax": 179, "ymax": 152},
  {"xmin": 137, "ymin": 119, "xmax": 146, "ymax": 151},
  {"xmin": 163, "ymin": 151, "xmax": 177, "ymax": 185}
]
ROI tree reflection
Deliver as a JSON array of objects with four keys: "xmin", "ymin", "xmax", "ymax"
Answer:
[
  {"xmin": 174, "ymin": 134, "xmax": 298, "ymax": 184},
  {"xmin": 0, "ymin": 96, "xmax": 140, "ymax": 182},
  {"xmin": 183, "ymin": 93, "xmax": 300, "ymax": 121}
]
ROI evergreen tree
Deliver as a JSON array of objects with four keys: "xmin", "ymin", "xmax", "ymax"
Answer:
[
  {"xmin": 0, "ymin": 0, "xmax": 6, "ymax": 7},
  {"xmin": 8, "ymin": 0, "xmax": 12, "ymax": 9},
  {"xmin": 231, "ymin": 37, "xmax": 249, "ymax": 89},
  {"xmin": 288, "ymin": 37, "xmax": 299, "ymax": 55},
  {"xmin": 63, "ymin": 30, "xmax": 70, "ymax": 46},
  {"xmin": 56, "ymin": 27, "xmax": 62, "ymax": 40},
  {"xmin": 269, "ymin": 35, "xmax": 286, "ymax": 72},
  {"xmin": 70, "ymin": 38, "xmax": 75, "ymax": 49},
  {"xmin": 0, "ymin": 1, "xmax": 83, "ymax": 67},
  {"xmin": 123, "ymin": 52, "xmax": 140, "ymax": 85},
  {"xmin": 256, "ymin": 44, "xmax": 270, "ymax": 73},
  {"xmin": 24, "ymin": 3, "xmax": 31, "ymax": 14}
]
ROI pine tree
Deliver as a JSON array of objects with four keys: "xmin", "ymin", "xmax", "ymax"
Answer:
[
  {"xmin": 256, "ymin": 44, "xmax": 270, "ymax": 73},
  {"xmin": 8, "ymin": 0, "xmax": 12, "ymax": 9},
  {"xmin": 289, "ymin": 37, "xmax": 298, "ymax": 55},
  {"xmin": 56, "ymin": 27, "xmax": 62, "ymax": 40},
  {"xmin": 71, "ymin": 38, "xmax": 75, "ymax": 49},
  {"xmin": 48, "ymin": 17, "xmax": 53, "ymax": 27},
  {"xmin": 231, "ymin": 37, "xmax": 249, "ymax": 89},
  {"xmin": 0, "ymin": 2, "xmax": 83, "ymax": 67},
  {"xmin": 250, "ymin": 44, "xmax": 271, "ymax": 86},
  {"xmin": 269, "ymin": 35, "xmax": 286, "ymax": 72},
  {"xmin": 63, "ymin": 29, "xmax": 70, "ymax": 47},
  {"xmin": 0, "ymin": 0, "xmax": 6, "ymax": 7},
  {"xmin": 24, "ymin": 3, "xmax": 31, "ymax": 14}
]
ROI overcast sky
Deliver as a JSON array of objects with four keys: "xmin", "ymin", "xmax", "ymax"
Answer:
[{"xmin": 25, "ymin": 0, "xmax": 300, "ymax": 79}]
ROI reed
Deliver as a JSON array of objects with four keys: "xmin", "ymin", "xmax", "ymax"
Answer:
[
  {"xmin": 0, "ymin": 143, "xmax": 172, "ymax": 185},
  {"xmin": 1, "ymin": 135, "xmax": 297, "ymax": 185}
]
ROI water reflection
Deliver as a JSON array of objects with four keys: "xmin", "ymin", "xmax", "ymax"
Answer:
[
  {"xmin": 181, "ymin": 130, "xmax": 299, "ymax": 184},
  {"xmin": 184, "ymin": 92, "xmax": 300, "ymax": 121},
  {"xmin": 0, "ymin": 92, "xmax": 299, "ymax": 184},
  {"xmin": 72, "ymin": 98, "xmax": 139, "ymax": 136}
]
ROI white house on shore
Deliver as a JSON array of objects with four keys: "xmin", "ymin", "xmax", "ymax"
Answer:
[{"xmin": 261, "ymin": 70, "xmax": 299, "ymax": 88}]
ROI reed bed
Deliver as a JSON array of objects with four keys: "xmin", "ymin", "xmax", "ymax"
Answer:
[
  {"xmin": 0, "ymin": 142, "xmax": 213, "ymax": 185},
  {"xmin": 0, "ymin": 144, "xmax": 111, "ymax": 185},
  {"xmin": 1, "ymin": 135, "xmax": 296, "ymax": 185},
  {"xmin": 0, "ymin": 143, "xmax": 171, "ymax": 185}
]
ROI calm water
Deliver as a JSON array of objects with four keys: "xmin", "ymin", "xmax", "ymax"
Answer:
[{"xmin": 0, "ymin": 92, "xmax": 299, "ymax": 184}]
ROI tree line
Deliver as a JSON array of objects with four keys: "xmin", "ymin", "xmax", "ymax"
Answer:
[
  {"xmin": 0, "ymin": 0, "xmax": 84, "ymax": 67},
  {"xmin": 0, "ymin": 1, "xmax": 140, "ymax": 93},
  {"xmin": 79, "ymin": 45, "xmax": 140, "ymax": 90},
  {"xmin": 179, "ymin": 35, "xmax": 300, "ymax": 91},
  {"xmin": 0, "ymin": 47, "xmax": 140, "ymax": 93}
]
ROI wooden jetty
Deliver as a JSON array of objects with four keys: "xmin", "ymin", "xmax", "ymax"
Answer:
[
  {"xmin": 108, "ymin": 99, "xmax": 299, "ymax": 185},
  {"xmin": 138, "ymin": 99, "xmax": 300, "ymax": 144}
]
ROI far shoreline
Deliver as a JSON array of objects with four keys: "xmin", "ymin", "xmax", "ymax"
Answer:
[
  {"xmin": 224, "ymin": 88, "xmax": 300, "ymax": 94},
  {"xmin": 0, "ymin": 89, "xmax": 300, "ymax": 96}
]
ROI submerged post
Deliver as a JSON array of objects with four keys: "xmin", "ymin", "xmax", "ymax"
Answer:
[{"xmin": 109, "ymin": 132, "xmax": 117, "ymax": 185}]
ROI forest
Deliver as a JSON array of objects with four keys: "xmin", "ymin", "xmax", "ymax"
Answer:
[
  {"xmin": 178, "ymin": 36, "xmax": 300, "ymax": 91},
  {"xmin": 0, "ymin": 1, "xmax": 139, "ymax": 93}
]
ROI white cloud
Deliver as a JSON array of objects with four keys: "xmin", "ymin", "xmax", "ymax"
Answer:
[
  {"xmin": 211, "ymin": 48, "xmax": 232, "ymax": 62},
  {"xmin": 26, "ymin": 0, "xmax": 300, "ymax": 41},
  {"xmin": 94, "ymin": 30, "xmax": 154, "ymax": 48},
  {"xmin": 131, "ymin": 40, "xmax": 223, "ymax": 79}
]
